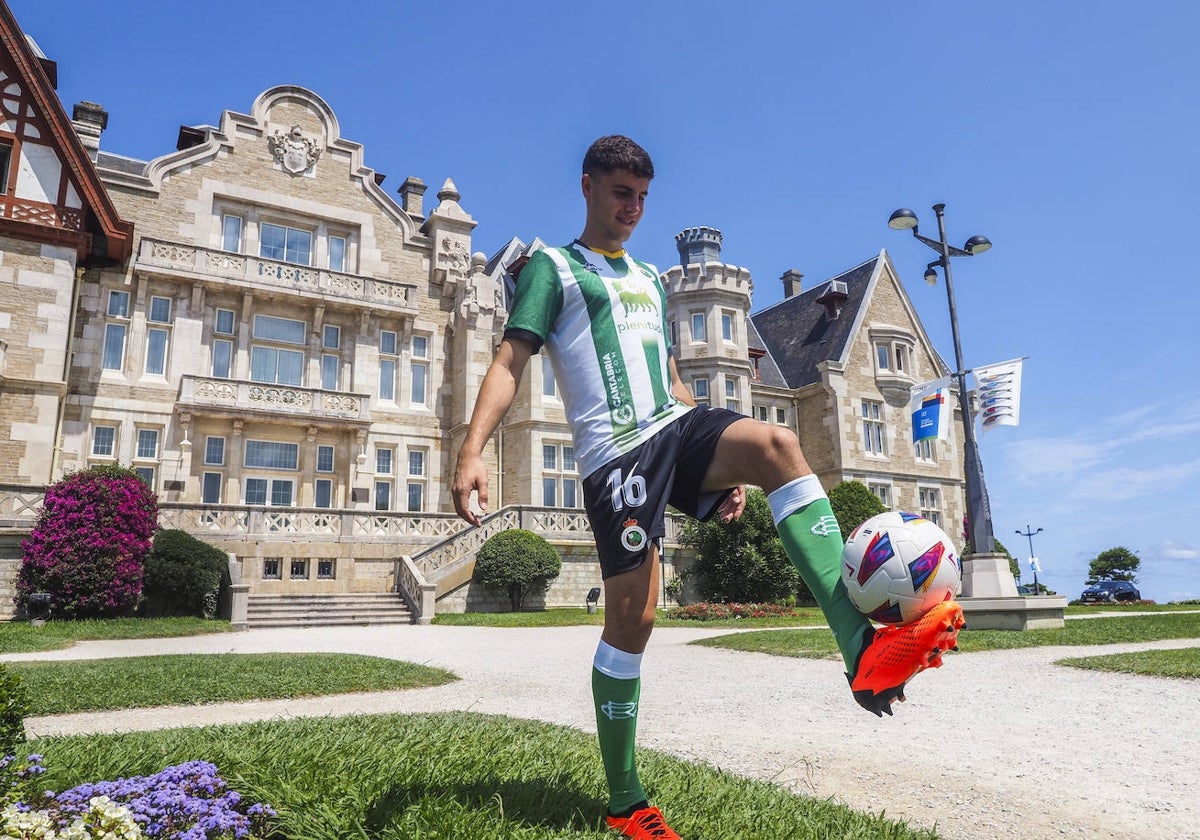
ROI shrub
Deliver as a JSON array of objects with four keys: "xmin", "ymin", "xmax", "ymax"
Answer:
[
  {"xmin": 0, "ymin": 665, "xmax": 27, "ymax": 757},
  {"xmin": 827, "ymin": 480, "xmax": 885, "ymax": 539},
  {"xmin": 17, "ymin": 465, "xmax": 158, "ymax": 619},
  {"xmin": 664, "ymin": 602, "xmax": 804, "ymax": 621},
  {"xmin": 472, "ymin": 529, "xmax": 561, "ymax": 611},
  {"xmin": 141, "ymin": 529, "xmax": 228, "ymax": 618},
  {"xmin": 681, "ymin": 488, "xmax": 805, "ymax": 604}
]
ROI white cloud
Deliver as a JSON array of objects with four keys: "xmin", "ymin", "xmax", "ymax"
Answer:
[{"xmin": 1153, "ymin": 540, "xmax": 1200, "ymax": 561}]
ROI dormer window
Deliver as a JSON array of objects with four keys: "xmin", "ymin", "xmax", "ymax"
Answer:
[{"xmin": 869, "ymin": 326, "xmax": 918, "ymax": 401}]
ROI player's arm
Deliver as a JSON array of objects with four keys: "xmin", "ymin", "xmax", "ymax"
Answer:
[
  {"xmin": 668, "ymin": 354, "xmax": 695, "ymax": 407},
  {"xmin": 452, "ymin": 336, "xmax": 535, "ymax": 526}
]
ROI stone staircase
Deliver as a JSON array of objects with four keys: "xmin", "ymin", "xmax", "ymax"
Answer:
[{"xmin": 246, "ymin": 593, "xmax": 413, "ymax": 628}]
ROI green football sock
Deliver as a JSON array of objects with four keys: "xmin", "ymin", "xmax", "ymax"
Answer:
[
  {"xmin": 592, "ymin": 641, "xmax": 647, "ymax": 815},
  {"xmin": 768, "ymin": 476, "xmax": 870, "ymax": 671}
]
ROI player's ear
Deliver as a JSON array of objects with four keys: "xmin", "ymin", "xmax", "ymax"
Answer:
[{"xmin": 581, "ymin": 172, "xmax": 592, "ymax": 199}]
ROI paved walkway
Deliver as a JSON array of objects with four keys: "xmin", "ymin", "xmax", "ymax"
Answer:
[{"xmin": 4, "ymin": 624, "xmax": 1197, "ymax": 840}]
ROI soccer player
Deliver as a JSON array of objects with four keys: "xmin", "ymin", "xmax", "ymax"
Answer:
[{"xmin": 452, "ymin": 135, "xmax": 964, "ymax": 839}]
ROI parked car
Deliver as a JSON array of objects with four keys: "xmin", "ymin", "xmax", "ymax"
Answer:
[{"xmin": 1080, "ymin": 580, "xmax": 1140, "ymax": 603}]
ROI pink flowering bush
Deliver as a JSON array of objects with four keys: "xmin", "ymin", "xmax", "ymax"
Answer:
[
  {"xmin": 663, "ymin": 602, "xmax": 807, "ymax": 621},
  {"xmin": 17, "ymin": 465, "xmax": 159, "ymax": 619}
]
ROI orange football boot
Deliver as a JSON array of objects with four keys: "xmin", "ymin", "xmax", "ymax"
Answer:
[
  {"xmin": 606, "ymin": 805, "xmax": 681, "ymax": 839},
  {"xmin": 847, "ymin": 599, "xmax": 966, "ymax": 716}
]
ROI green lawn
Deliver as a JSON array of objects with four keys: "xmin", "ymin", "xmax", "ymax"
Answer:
[
  {"xmin": 1057, "ymin": 647, "xmax": 1200, "ymax": 679},
  {"xmin": 23, "ymin": 712, "xmax": 938, "ymax": 840},
  {"xmin": 0, "ymin": 617, "xmax": 232, "ymax": 654},
  {"xmin": 433, "ymin": 606, "xmax": 832, "ymax": 629},
  {"xmin": 693, "ymin": 612, "xmax": 1200, "ymax": 658},
  {"xmin": 7, "ymin": 653, "xmax": 457, "ymax": 715}
]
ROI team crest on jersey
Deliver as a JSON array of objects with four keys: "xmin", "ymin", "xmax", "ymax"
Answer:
[
  {"xmin": 613, "ymin": 403, "xmax": 636, "ymax": 426},
  {"xmin": 620, "ymin": 518, "xmax": 647, "ymax": 552},
  {"xmin": 612, "ymin": 278, "xmax": 656, "ymax": 316}
]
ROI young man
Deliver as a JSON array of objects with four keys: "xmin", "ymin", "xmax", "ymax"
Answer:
[{"xmin": 452, "ymin": 135, "xmax": 964, "ymax": 839}]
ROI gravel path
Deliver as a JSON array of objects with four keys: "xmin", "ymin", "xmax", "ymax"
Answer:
[{"xmin": 4, "ymin": 624, "xmax": 1197, "ymax": 840}]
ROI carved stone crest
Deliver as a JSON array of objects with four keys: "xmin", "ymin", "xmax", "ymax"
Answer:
[{"xmin": 268, "ymin": 125, "xmax": 322, "ymax": 174}]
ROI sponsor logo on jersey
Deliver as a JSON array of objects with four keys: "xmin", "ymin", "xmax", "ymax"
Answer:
[{"xmin": 620, "ymin": 518, "xmax": 647, "ymax": 552}]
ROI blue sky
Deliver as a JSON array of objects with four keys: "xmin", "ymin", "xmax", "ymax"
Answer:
[{"xmin": 13, "ymin": 1, "xmax": 1199, "ymax": 601}]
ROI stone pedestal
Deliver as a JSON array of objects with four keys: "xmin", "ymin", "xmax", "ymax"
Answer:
[{"xmin": 959, "ymin": 552, "xmax": 1068, "ymax": 630}]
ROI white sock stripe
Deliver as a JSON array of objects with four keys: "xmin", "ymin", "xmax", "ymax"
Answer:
[
  {"xmin": 593, "ymin": 639, "xmax": 643, "ymax": 680},
  {"xmin": 767, "ymin": 475, "xmax": 827, "ymax": 524}
]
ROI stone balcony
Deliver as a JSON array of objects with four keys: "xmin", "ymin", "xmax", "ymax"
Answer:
[
  {"xmin": 178, "ymin": 375, "xmax": 371, "ymax": 427},
  {"xmin": 134, "ymin": 237, "xmax": 418, "ymax": 316}
]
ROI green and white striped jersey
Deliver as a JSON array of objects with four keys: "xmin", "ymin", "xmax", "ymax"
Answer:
[{"xmin": 505, "ymin": 241, "xmax": 692, "ymax": 478}]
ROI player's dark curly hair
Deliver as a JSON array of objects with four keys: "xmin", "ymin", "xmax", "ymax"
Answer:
[{"xmin": 582, "ymin": 135, "xmax": 654, "ymax": 179}]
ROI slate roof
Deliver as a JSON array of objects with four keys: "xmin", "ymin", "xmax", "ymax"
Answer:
[
  {"xmin": 746, "ymin": 319, "xmax": 789, "ymax": 388},
  {"xmin": 750, "ymin": 256, "xmax": 879, "ymax": 389},
  {"xmin": 96, "ymin": 151, "xmax": 148, "ymax": 176}
]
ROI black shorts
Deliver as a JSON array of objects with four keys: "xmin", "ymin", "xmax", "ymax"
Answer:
[{"xmin": 582, "ymin": 405, "xmax": 743, "ymax": 579}]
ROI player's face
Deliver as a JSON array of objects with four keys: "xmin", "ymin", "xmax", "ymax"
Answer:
[{"xmin": 581, "ymin": 168, "xmax": 650, "ymax": 251}]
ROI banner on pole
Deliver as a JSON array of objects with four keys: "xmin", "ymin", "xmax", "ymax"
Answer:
[
  {"xmin": 973, "ymin": 358, "xmax": 1023, "ymax": 431},
  {"xmin": 910, "ymin": 377, "xmax": 952, "ymax": 443}
]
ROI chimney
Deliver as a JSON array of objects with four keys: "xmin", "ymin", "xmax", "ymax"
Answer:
[
  {"xmin": 399, "ymin": 176, "xmax": 427, "ymax": 218},
  {"xmin": 781, "ymin": 269, "xmax": 804, "ymax": 298},
  {"xmin": 72, "ymin": 101, "xmax": 108, "ymax": 161},
  {"xmin": 675, "ymin": 226, "xmax": 722, "ymax": 270}
]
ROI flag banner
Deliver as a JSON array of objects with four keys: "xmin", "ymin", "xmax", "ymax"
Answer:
[
  {"xmin": 910, "ymin": 376, "xmax": 952, "ymax": 443},
  {"xmin": 974, "ymin": 358, "xmax": 1023, "ymax": 431}
]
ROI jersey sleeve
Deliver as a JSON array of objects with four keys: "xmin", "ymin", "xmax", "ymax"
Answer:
[{"xmin": 504, "ymin": 249, "xmax": 564, "ymax": 352}]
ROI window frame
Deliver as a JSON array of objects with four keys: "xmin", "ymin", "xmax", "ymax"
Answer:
[{"xmin": 861, "ymin": 399, "xmax": 886, "ymax": 456}]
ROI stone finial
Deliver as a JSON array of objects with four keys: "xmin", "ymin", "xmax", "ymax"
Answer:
[
  {"xmin": 675, "ymin": 227, "xmax": 723, "ymax": 269},
  {"xmin": 437, "ymin": 178, "xmax": 460, "ymax": 203}
]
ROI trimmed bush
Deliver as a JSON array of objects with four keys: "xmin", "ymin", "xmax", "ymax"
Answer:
[
  {"xmin": 472, "ymin": 529, "xmax": 561, "ymax": 611},
  {"xmin": 0, "ymin": 664, "xmax": 27, "ymax": 757},
  {"xmin": 681, "ymin": 488, "xmax": 804, "ymax": 605},
  {"xmin": 828, "ymin": 480, "xmax": 886, "ymax": 540},
  {"xmin": 141, "ymin": 529, "xmax": 228, "ymax": 618},
  {"xmin": 17, "ymin": 465, "xmax": 158, "ymax": 619}
]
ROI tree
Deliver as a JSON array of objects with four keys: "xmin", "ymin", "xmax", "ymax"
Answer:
[
  {"xmin": 681, "ymin": 488, "xmax": 804, "ymax": 604},
  {"xmin": 472, "ymin": 529, "xmax": 562, "ymax": 611},
  {"xmin": 141, "ymin": 529, "xmax": 229, "ymax": 618},
  {"xmin": 827, "ymin": 481, "xmax": 885, "ymax": 540},
  {"xmin": 1087, "ymin": 547, "xmax": 1140, "ymax": 584},
  {"xmin": 17, "ymin": 465, "xmax": 158, "ymax": 619}
]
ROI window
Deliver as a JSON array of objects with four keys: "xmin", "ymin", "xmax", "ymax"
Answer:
[
  {"xmin": 316, "ymin": 445, "xmax": 335, "ymax": 473},
  {"xmin": 407, "ymin": 449, "xmax": 426, "ymax": 512},
  {"xmin": 136, "ymin": 428, "xmax": 159, "ymax": 460},
  {"xmin": 410, "ymin": 335, "xmax": 428, "ymax": 405},
  {"xmin": 322, "ymin": 325, "xmax": 340, "ymax": 349},
  {"xmin": 721, "ymin": 311, "xmax": 734, "ymax": 342},
  {"xmin": 250, "ymin": 315, "xmax": 306, "ymax": 386},
  {"xmin": 145, "ymin": 328, "xmax": 168, "ymax": 375},
  {"xmin": 329, "ymin": 235, "xmax": 346, "ymax": 272},
  {"xmin": 755, "ymin": 406, "xmax": 768, "ymax": 422},
  {"xmin": 245, "ymin": 440, "xmax": 299, "ymax": 470},
  {"xmin": 260, "ymin": 222, "xmax": 312, "ymax": 265},
  {"xmin": 222, "ymin": 215, "xmax": 243, "ymax": 253},
  {"xmin": 691, "ymin": 312, "xmax": 707, "ymax": 342},
  {"xmin": 204, "ymin": 436, "xmax": 225, "ymax": 466},
  {"xmin": 0, "ymin": 142, "xmax": 10, "ymax": 194},
  {"xmin": 92, "ymin": 426, "xmax": 116, "ymax": 457},
  {"xmin": 376, "ymin": 447, "xmax": 393, "ymax": 475},
  {"xmin": 542, "ymin": 353, "xmax": 556, "ymax": 398},
  {"xmin": 724, "ymin": 378, "xmax": 739, "ymax": 413},
  {"xmin": 692, "ymin": 377, "xmax": 709, "ymax": 407},
  {"xmin": 102, "ymin": 291, "xmax": 130, "ymax": 372},
  {"xmin": 876, "ymin": 343, "xmax": 891, "ymax": 371},
  {"xmin": 895, "ymin": 344, "xmax": 910, "ymax": 374},
  {"xmin": 775, "ymin": 407, "xmax": 787, "ymax": 425},
  {"xmin": 212, "ymin": 340, "xmax": 233, "ymax": 378},
  {"xmin": 201, "ymin": 472, "xmax": 222, "ymax": 504},
  {"xmin": 868, "ymin": 482, "xmax": 892, "ymax": 509},
  {"xmin": 915, "ymin": 438, "xmax": 937, "ymax": 463},
  {"xmin": 315, "ymin": 478, "xmax": 333, "ymax": 508},
  {"xmin": 245, "ymin": 478, "xmax": 293, "ymax": 506},
  {"xmin": 317, "ymin": 558, "xmax": 336, "ymax": 579},
  {"xmin": 374, "ymin": 480, "xmax": 392, "ymax": 511},
  {"xmin": 215, "ymin": 309, "xmax": 236, "ymax": 335},
  {"xmin": 148, "ymin": 296, "xmax": 171, "ymax": 323},
  {"xmin": 263, "ymin": 558, "xmax": 282, "ymax": 580},
  {"xmin": 862, "ymin": 400, "xmax": 886, "ymax": 456},
  {"xmin": 379, "ymin": 331, "xmax": 397, "ymax": 401},
  {"xmin": 541, "ymin": 443, "xmax": 578, "ymax": 508},
  {"xmin": 290, "ymin": 558, "xmax": 309, "ymax": 580},
  {"xmin": 321, "ymin": 354, "xmax": 339, "ymax": 390},
  {"xmin": 871, "ymin": 330, "xmax": 917, "ymax": 381},
  {"xmin": 919, "ymin": 487, "xmax": 942, "ymax": 526},
  {"xmin": 134, "ymin": 466, "xmax": 155, "ymax": 487}
]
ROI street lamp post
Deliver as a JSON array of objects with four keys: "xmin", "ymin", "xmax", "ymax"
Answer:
[
  {"xmin": 888, "ymin": 204, "xmax": 996, "ymax": 555},
  {"xmin": 1016, "ymin": 525, "xmax": 1044, "ymax": 594}
]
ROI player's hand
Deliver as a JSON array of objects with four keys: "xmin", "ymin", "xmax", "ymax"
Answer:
[
  {"xmin": 717, "ymin": 485, "xmax": 746, "ymax": 522},
  {"xmin": 452, "ymin": 451, "xmax": 488, "ymax": 527}
]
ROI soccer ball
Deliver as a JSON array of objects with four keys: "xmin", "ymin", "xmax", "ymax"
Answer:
[{"xmin": 841, "ymin": 511, "xmax": 961, "ymax": 626}]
